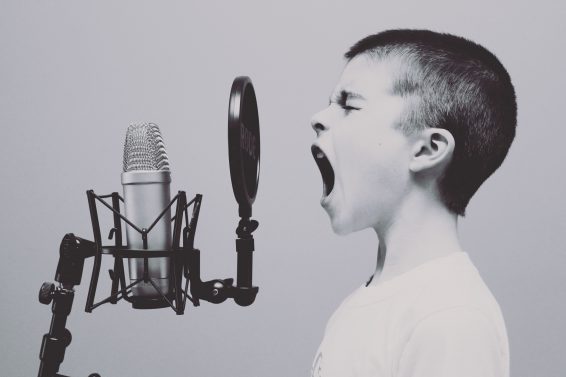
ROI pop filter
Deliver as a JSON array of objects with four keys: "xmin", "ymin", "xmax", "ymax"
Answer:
[{"xmin": 228, "ymin": 76, "xmax": 260, "ymax": 218}]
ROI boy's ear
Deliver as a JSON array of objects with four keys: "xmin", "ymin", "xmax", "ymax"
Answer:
[{"xmin": 409, "ymin": 128, "xmax": 455, "ymax": 174}]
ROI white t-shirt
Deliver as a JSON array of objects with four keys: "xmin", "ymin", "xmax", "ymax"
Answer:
[{"xmin": 311, "ymin": 252, "xmax": 509, "ymax": 377}]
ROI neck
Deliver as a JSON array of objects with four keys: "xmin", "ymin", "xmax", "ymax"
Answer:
[{"xmin": 368, "ymin": 194, "xmax": 462, "ymax": 286}]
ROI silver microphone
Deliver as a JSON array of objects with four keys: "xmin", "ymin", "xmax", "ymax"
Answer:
[{"xmin": 122, "ymin": 123, "xmax": 172, "ymax": 301}]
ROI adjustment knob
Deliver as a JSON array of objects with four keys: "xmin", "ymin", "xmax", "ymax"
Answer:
[
  {"xmin": 39, "ymin": 282, "xmax": 55, "ymax": 305},
  {"xmin": 61, "ymin": 328, "xmax": 73, "ymax": 347}
]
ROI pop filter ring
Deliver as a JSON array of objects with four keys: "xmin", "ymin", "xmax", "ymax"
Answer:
[{"xmin": 228, "ymin": 76, "xmax": 260, "ymax": 218}]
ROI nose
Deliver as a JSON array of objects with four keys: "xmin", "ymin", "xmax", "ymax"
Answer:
[{"xmin": 311, "ymin": 110, "xmax": 328, "ymax": 135}]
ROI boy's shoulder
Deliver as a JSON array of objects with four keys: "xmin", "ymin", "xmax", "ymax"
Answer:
[
  {"xmin": 389, "ymin": 252, "xmax": 510, "ymax": 376},
  {"xmin": 329, "ymin": 252, "xmax": 504, "ymax": 329},
  {"xmin": 315, "ymin": 252, "xmax": 509, "ymax": 377},
  {"xmin": 333, "ymin": 252, "xmax": 506, "ymax": 343},
  {"xmin": 327, "ymin": 251, "xmax": 507, "ymax": 340},
  {"xmin": 387, "ymin": 252, "xmax": 508, "ymax": 356},
  {"xmin": 390, "ymin": 252, "xmax": 504, "ymax": 323}
]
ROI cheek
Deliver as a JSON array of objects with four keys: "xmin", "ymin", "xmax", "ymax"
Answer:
[
  {"xmin": 346, "ymin": 137, "xmax": 410, "ymax": 212},
  {"xmin": 339, "ymin": 130, "xmax": 408, "ymax": 187}
]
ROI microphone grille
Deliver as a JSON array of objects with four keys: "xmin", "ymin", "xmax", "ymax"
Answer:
[{"xmin": 123, "ymin": 122, "xmax": 171, "ymax": 172}]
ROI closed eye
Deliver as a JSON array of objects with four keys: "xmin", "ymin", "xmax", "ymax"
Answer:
[
  {"xmin": 330, "ymin": 89, "xmax": 364, "ymax": 113},
  {"xmin": 341, "ymin": 104, "xmax": 359, "ymax": 112}
]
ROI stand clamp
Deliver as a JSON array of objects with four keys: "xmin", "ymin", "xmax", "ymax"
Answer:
[
  {"xmin": 38, "ymin": 234, "xmax": 100, "ymax": 377},
  {"xmin": 234, "ymin": 217, "xmax": 259, "ymax": 306},
  {"xmin": 189, "ymin": 217, "xmax": 259, "ymax": 306}
]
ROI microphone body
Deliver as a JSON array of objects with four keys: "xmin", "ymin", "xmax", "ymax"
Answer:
[
  {"xmin": 122, "ymin": 170, "xmax": 171, "ymax": 297},
  {"xmin": 121, "ymin": 123, "xmax": 172, "ymax": 300}
]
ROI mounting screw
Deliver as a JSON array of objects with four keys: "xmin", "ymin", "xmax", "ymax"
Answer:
[{"xmin": 39, "ymin": 282, "xmax": 55, "ymax": 305}]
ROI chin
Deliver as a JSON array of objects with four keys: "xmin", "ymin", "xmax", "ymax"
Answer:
[
  {"xmin": 329, "ymin": 212, "xmax": 366, "ymax": 236},
  {"xmin": 331, "ymin": 222, "xmax": 352, "ymax": 236}
]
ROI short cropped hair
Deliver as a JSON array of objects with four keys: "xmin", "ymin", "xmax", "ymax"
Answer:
[{"xmin": 345, "ymin": 30, "xmax": 517, "ymax": 215}]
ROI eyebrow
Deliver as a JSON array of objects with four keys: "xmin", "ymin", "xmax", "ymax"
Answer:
[{"xmin": 329, "ymin": 90, "xmax": 366, "ymax": 105}]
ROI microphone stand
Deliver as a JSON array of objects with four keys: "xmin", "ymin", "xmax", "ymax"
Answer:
[
  {"xmin": 37, "ymin": 234, "xmax": 98, "ymax": 377},
  {"xmin": 37, "ymin": 190, "xmax": 259, "ymax": 377}
]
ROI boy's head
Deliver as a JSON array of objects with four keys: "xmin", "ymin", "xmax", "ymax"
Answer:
[{"xmin": 311, "ymin": 29, "xmax": 516, "ymax": 234}]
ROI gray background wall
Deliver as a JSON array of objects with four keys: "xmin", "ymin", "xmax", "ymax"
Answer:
[{"xmin": 1, "ymin": 1, "xmax": 564, "ymax": 376}]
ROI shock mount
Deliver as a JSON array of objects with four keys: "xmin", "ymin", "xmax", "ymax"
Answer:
[{"xmin": 37, "ymin": 190, "xmax": 259, "ymax": 377}]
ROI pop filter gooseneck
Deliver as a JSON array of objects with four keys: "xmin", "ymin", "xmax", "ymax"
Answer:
[{"xmin": 228, "ymin": 76, "xmax": 260, "ymax": 219}]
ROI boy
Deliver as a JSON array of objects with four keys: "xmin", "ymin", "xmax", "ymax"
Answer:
[{"xmin": 310, "ymin": 29, "xmax": 516, "ymax": 377}]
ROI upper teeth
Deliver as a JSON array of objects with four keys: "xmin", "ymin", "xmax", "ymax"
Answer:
[{"xmin": 316, "ymin": 151, "xmax": 325, "ymax": 159}]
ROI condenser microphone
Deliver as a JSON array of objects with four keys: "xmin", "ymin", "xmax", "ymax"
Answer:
[{"xmin": 122, "ymin": 122, "xmax": 172, "ymax": 307}]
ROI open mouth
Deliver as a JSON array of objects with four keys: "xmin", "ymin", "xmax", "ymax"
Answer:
[{"xmin": 311, "ymin": 145, "xmax": 335, "ymax": 197}]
